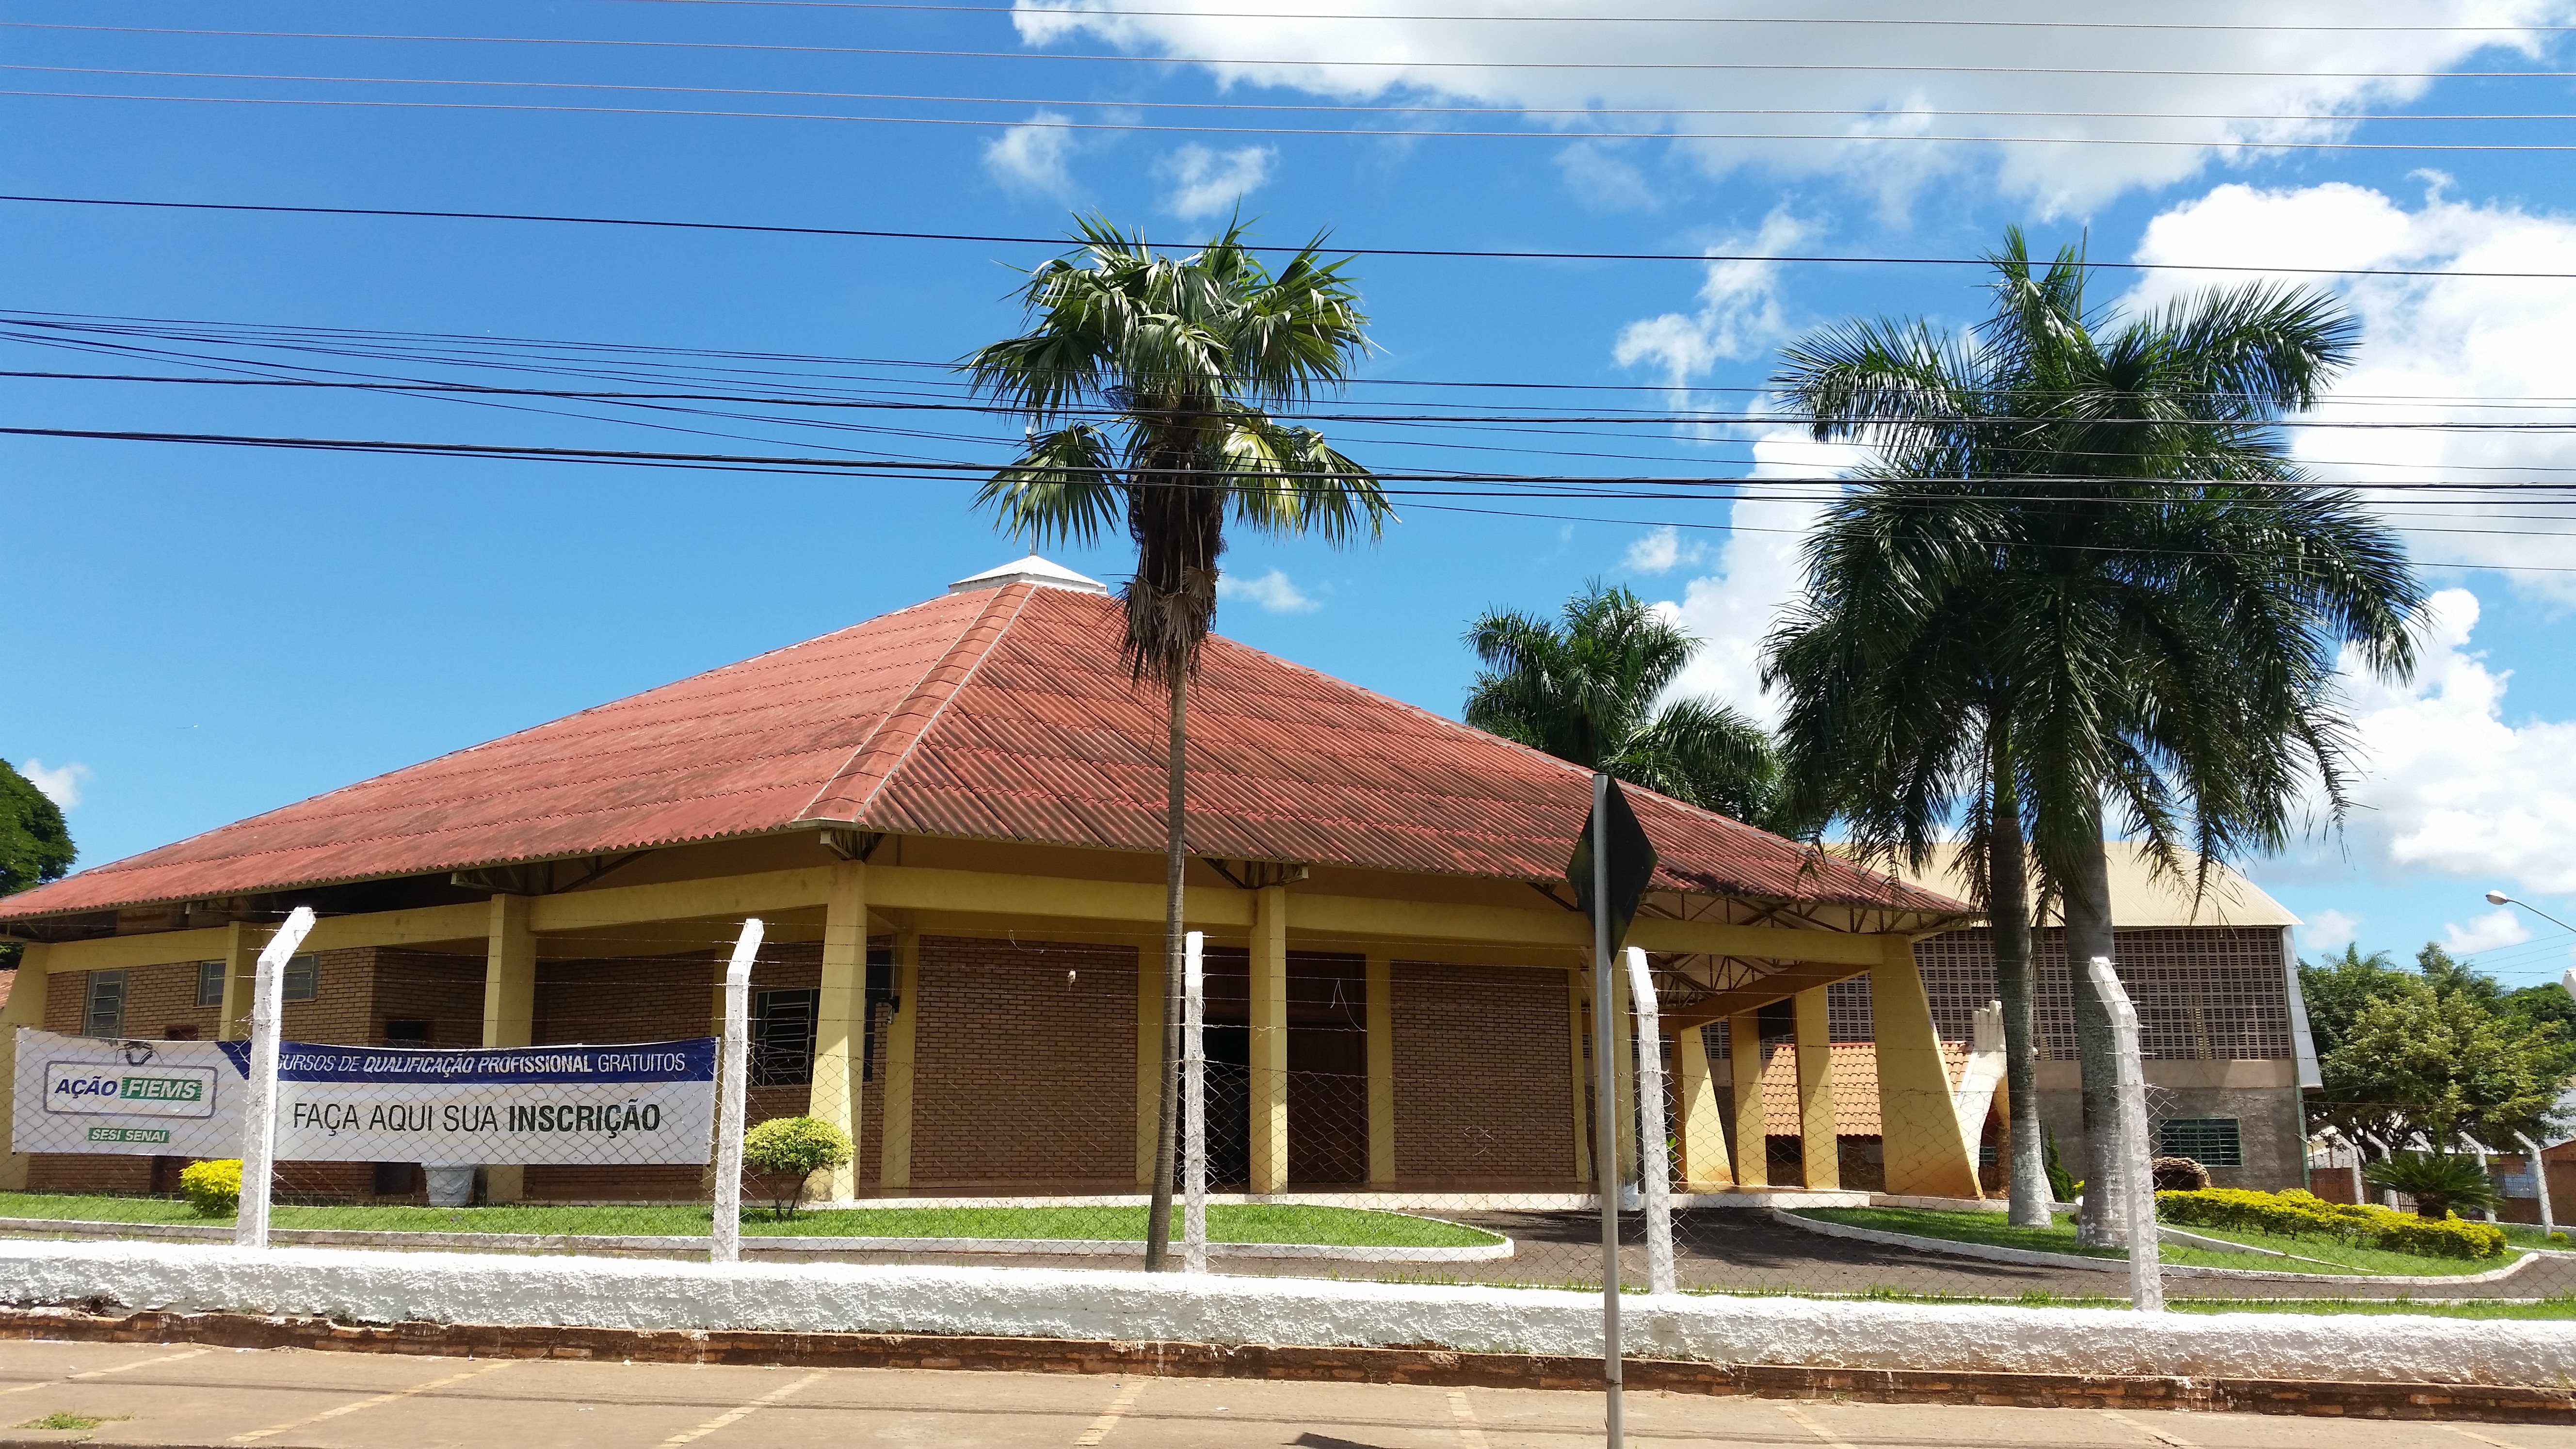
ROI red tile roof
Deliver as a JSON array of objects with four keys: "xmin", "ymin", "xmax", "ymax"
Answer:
[{"xmin": 0, "ymin": 582, "xmax": 1963, "ymax": 920}]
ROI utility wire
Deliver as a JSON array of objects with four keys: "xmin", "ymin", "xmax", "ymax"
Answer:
[
  {"xmin": 34, "ymin": 88, "xmax": 2576, "ymax": 149},
  {"xmin": 27, "ymin": 370, "xmax": 2576, "ymax": 434},
  {"xmin": 486, "ymin": 2, "xmax": 2576, "ymax": 32},
  {"xmin": 15, "ymin": 423, "xmax": 2567, "ymax": 569},
  {"xmin": 16, "ymin": 64, "xmax": 2576, "ymax": 124},
  {"xmin": 11, "ymin": 196, "xmax": 2576, "ymax": 281},
  {"xmin": 10, "ymin": 24, "xmax": 2575, "ymax": 79}
]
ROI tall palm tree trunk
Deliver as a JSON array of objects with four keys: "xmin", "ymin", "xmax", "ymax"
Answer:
[
  {"xmin": 1144, "ymin": 655, "xmax": 1188, "ymax": 1271},
  {"xmin": 2061, "ymin": 821, "xmax": 2120, "ymax": 1246},
  {"xmin": 1987, "ymin": 743, "xmax": 2048, "ymax": 1228}
]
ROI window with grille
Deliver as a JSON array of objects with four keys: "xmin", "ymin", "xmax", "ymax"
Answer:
[
  {"xmin": 196, "ymin": 960, "xmax": 225, "ymax": 1007},
  {"xmin": 2157, "ymin": 1117, "xmax": 2243, "ymax": 1168},
  {"xmin": 283, "ymin": 954, "xmax": 319, "ymax": 1002},
  {"xmin": 83, "ymin": 971, "xmax": 127, "ymax": 1038},
  {"xmin": 753, "ymin": 988, "xmax": 820, "ymax": 1087}
]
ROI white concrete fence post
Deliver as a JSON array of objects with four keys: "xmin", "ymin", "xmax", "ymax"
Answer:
[
  {"xmin": 2518, "ymin": 1130, "xmax": 2558, "ymax": 1239},
  {"xmin": 2085, "ymin": 957, "xmax": 2162, "ymax": 1313},
  {"xmin": 710, "ymin": 917, "xmax": 765, "ymax": 1265},
  {"xmin": 1183, "ymin": 930, "xmax": 1208, "ymax": 1274},
  {"xmin": 234, "ymin": 906, "xmax": 316, "ymax": 1250},
  {"xmin": 1623, "ymin": 948, "xmax": 1675, "ymax": 1295}
]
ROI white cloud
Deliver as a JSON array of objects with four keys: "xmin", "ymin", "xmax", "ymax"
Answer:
[
  {"xmin": 983, "ymin": 112, "xmax": 1079, "ymax": 196},
  {"xmin": 2278, "ymin": 587, "xmax": 2576, "ymax": 898},
  {"xmin": 1009, "ymin": 0, "xmax": 2571, "ymax": 214},
  {"xmin": 1217, "ymin": 567, "xmax": 1319, "ymax": 612},
  {"xmin": 1158, "ymin": 144, "xmax": 1274, "ymax": 221},
  {"xmin": 1555, "ymin": 140, "xmax": 1661, "ymax": 212},
  {"xmin": 1613, "ymin": 210, "xmax": 1813, "ymax": 388},
  {"xmin": 17, "ymin": 758, "xmax": 89, "ymax": 809},
  {"xmin": 1621, "ymin": 524, "xmax": 1707, "ymax": 574},
  {"xmin": 2125, "ymin": 179, "xmax": 2576, "ymax": 602},
  {"xmin": 2442, "ymin": 906, "xmax": 2535, "ymax": 954},
  {"xmin": 2303, "ymin": 908, "xmax": 2364, "ymax": 952},
  {"xmin": 1647, "ymin": 430, "xmax": 1867, "ymax": 727}
]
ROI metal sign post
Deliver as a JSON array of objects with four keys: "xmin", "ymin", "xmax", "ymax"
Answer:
[
  {"xmin": 1566, "ymin": 773, "xmax": 1658, "ymax": 1449},
  {"xmin": 1590, "ymin": 776, "xmax": 1621, "ymax": 1448},
  {"xmin": 711, "ymin": 916, "xmax": 766, "ymax": 1265}
]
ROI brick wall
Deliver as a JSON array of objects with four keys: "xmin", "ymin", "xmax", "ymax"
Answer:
[
  {"xmin": 1389, "ymin": 962, "xmax": 1576, "ymax": 1190},
  {"xmin": 907, "ymin": 936, "xmax": 1137, "ymax": 1191}
]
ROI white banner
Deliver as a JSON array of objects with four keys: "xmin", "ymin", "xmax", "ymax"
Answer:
[
  {"xmin": 11, "ymin": 1029, "xmax": 720, "ymax": 1168},
  {"xmin": 272, "ymin": 1038, "xmax": 718, "ymax": 1167},
  {"xmin": 11, "ymin": 1029, "xmax": 249, "ymax": 1158}
]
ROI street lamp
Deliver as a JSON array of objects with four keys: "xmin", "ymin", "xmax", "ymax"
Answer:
[
  {"xmin": 2486, "ymin": 890, "xmax": 2576, "ymax": 998},
  {"xmin": 2487, "ymin": 889, "xmax": 2576, "ymax": 936}
]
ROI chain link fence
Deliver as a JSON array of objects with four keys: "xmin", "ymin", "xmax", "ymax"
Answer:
[{"xmin": 8, "ymin": 916, "xmax": 2569, "ymax": 1311}]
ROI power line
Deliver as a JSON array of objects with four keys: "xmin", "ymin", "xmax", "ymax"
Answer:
[
  {"xmin": 499, "ymin": 2, "xmax": 2576, "ymax": 32},
  {"xmin": 30, "ymin": 369, "xmax": 2576, "ymax": 434},
  {"xmin": 13, "ymin": 196, "xmax": 2576, "ymax": 281},
  {"xmin": 18, "ymin": 64, "xmax": 2576, "ymax": 125},
  {"xmin": 34, "ymin": 87, "xmax": 2576, "ymax": 149},
  {"xmin": 12, "ymin": 23, "xmax": 2575, "ymax": 80}
]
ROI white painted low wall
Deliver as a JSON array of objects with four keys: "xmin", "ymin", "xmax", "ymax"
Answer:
[{"xmin": 1, "ymin": 1240, "xmax": 2572, "ymax": 1387}]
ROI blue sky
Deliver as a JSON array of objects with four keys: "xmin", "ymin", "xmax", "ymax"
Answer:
[{"xmin": 5, "ymin": 0, "xmax": 2574, "ymax": 981}]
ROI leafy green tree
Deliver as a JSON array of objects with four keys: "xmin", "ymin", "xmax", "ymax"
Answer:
[
  {"xmin": 0, "ymin": 760, "xmax": 76, "ymax": 972},
  {"xmin": 1465, "ymin": 582, "xmax": 1792, "ymax": 830},
  {"xmin": 2297, "ymin": 944, "xmax": 2415, "ymax": 1063},
  {"xmin": 963, "ymin": 216, "xmax": 1390, "ymax": 1270},
  {"xmin": 1768, "ymin": 229, "xmax": 2425, "ymax": 1242},
  {"xmin": 2325, "ymin": 979, "xmax": 2569, "ymax": 1146}
]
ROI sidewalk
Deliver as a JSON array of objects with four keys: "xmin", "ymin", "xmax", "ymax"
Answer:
[{"xmin": 1, "ymin": 1341, "xmax": 2573, "ymax": 1449}]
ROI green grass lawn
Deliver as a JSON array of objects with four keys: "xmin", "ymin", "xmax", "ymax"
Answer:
[
  {"xmin": 0, "ymin": 1192, "xmax": 1498, "ymax": 1248},
  {"xmin": 1794, "ymin": 1206, "xmax": 2517, "ymax": 1277}
]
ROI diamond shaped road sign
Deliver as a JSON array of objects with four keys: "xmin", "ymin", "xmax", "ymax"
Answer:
[{"xmin": 1565, "ymin": 775, "xmax": 1658, "ymax": 951}]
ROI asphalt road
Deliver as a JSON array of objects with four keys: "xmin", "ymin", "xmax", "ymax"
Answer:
[{"xmin": 0, "ymin": 1341, "xmax": 2563, "ymax": 1449}]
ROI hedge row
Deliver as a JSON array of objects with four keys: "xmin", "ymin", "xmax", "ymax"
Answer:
[{"xmin": 2156, "ymin": 1187, "xmax": 2508, "ymax": 1260}]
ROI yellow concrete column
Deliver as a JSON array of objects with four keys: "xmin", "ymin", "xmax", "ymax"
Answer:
[
  {"xmin": 1794, "ymin": 986, "xmax": 1840, "ymax": 1191},
  {"xmin": 481, "ymin": 893, "xmax": 537, "ymax": 1203},
  {"xmin": 1248, "ymin": 885, "xmax": 1290, "ymax": 1194},
  {"xmin": 1674, "ymin": 1023, "xmax": 1733, "ymax": 1191},
  {"xmin": 1729, "ymin": 1013, "xmax": 1768, "ymax": 1189},
  {"xmin": 876, "ymin": 925, "xmax": 920, "ymax": 1191},
  {"xmin": 1135, "ymin": 942, "xmax": 1163, "ymax": 1187},
  {"xmin": 0, "ymin": 945, "xmax": 52, "ymax": 1190},
  {"xmin": 218, "ymin": 922, "xmax": 258, "ymax": 1041},
  {"xmin": 1872, "ymin": 935, "xmax": 1982, "ymax": 1199},
  {"xmin": 1365, "ymin": 952, "xmax": 1396, "ymax": 1187},
  {"xmin": 809, "ymin": 859, "xmax": 868, "ymax": 1203},
  {"xmin": 1565, "ymin": 969, "xmax": 1593, "ymax": 1184},
  {"xmin": 1612, "ymin": 959, "xmax": 1638, "ymax": 1184}
]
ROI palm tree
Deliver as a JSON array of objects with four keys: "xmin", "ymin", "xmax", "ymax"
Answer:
[
  {"xmin": 1465, "ymin": 582, "xmax": 1790, "ymax": 829},
  {"xmin": 963, "ymin": 215, "xmax": 1391, "ymax": 1270},
  {"xmin": 1767, "ymin": 229, "xmax": 2424, "ymax": 1242}
]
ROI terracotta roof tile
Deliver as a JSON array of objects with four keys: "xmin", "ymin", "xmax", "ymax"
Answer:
[{"xmin": 1, "ymin": 582, "xmax": 1963, "ymax": 921}]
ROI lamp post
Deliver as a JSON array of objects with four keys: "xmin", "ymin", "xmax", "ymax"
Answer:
[{"xmin": 2487, "ymin": 889, "xmax": 2576, "ymax": 936}]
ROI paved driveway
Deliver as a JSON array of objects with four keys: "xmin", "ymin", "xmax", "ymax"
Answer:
[{"xmin": 0, "ymin": 1341, "xmax": 2565, "ymax": 1449}]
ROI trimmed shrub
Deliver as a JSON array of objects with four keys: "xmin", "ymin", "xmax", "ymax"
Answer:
[
  {"xmin": 2156, "ymin": 1186, "xmax": 2507, "ymax": 1260},
  {"xmin": 178, "ymin": 1159, "xmax": 241, "ymax": 1218},
  {"xmin": 741, "ymin": 1116, "xmax": 853, "ymax": 1220}
]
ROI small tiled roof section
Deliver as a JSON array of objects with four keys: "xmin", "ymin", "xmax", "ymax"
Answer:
[
  {"xmin": 1736, "ymin": 1040, "xmax": 1973, "ymax": 1137},
  {"xmin": 1, "ymin": 580, "xmax": 1966, "ymax": 921}
]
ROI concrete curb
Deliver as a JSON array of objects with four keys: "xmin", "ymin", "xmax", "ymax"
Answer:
[
  {"xmin": 1772, "ymin": 1208, "xmax": 2537, "ymax": 1286},
  {"xmin": 3, "ymin": 1239, "xmax": 2575, "ymax": 1387},
  {"xmin": 0, "ymin": 1216, "xmax": 1509, "ymax": 1263},
  {"xmin": 5, "ymin": 1306, "xmax": 2575, "ymax": 1426}
]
